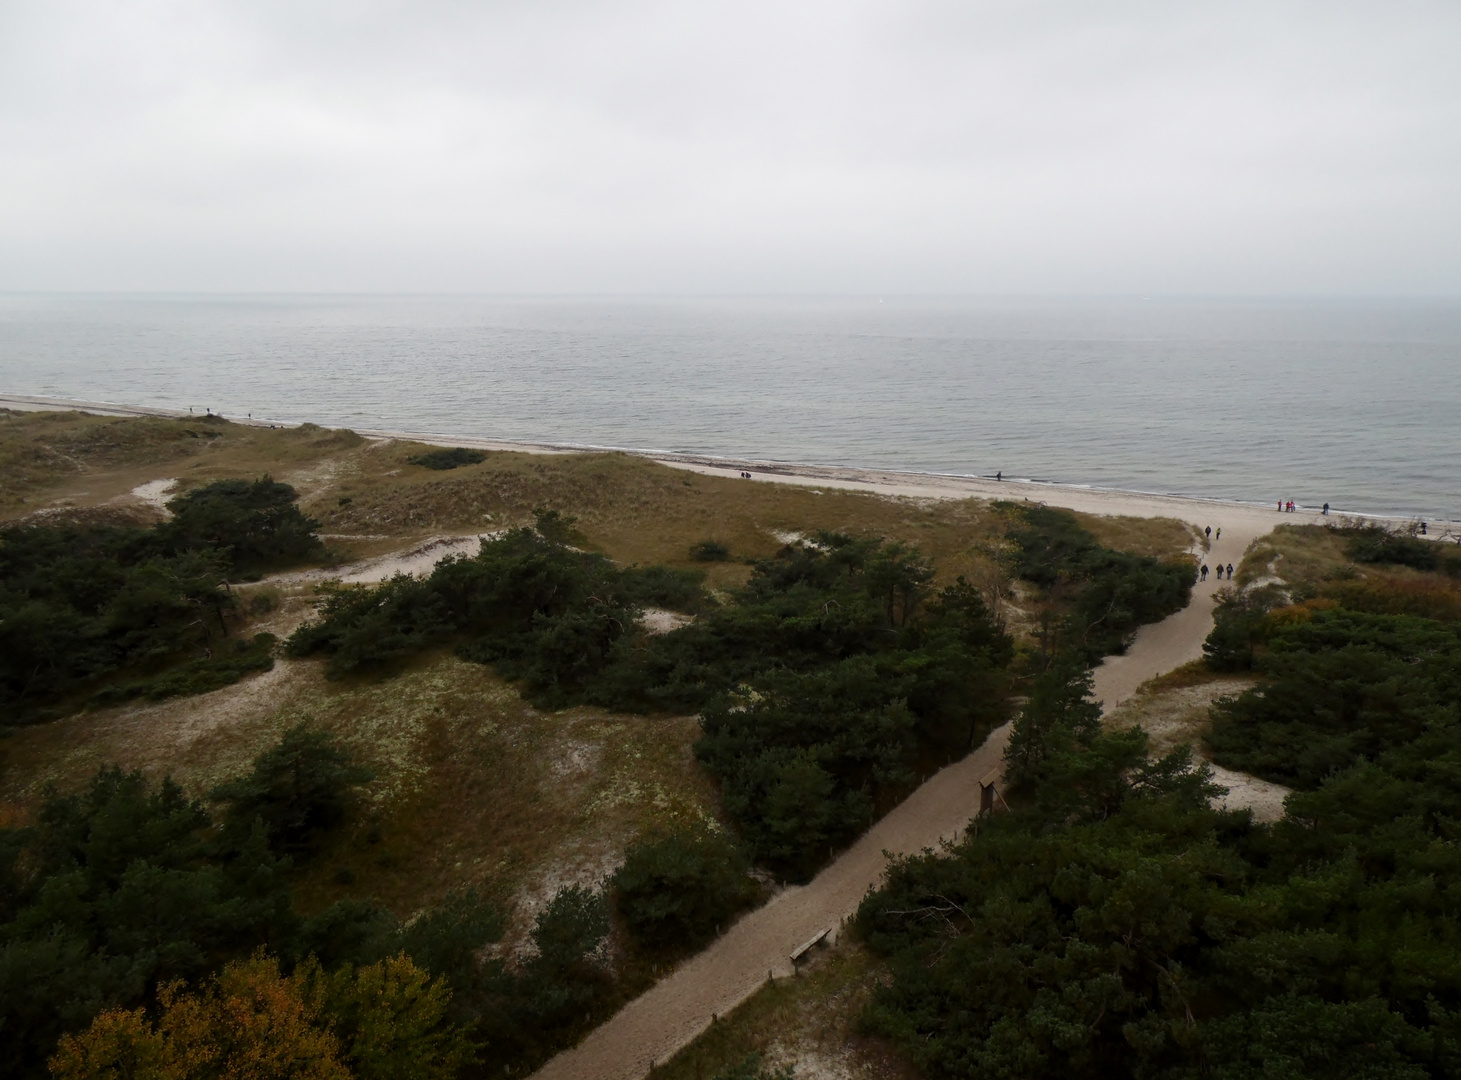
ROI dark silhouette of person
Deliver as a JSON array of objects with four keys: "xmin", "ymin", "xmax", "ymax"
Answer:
[
  {"xmin": 996, "ymin": 471, "xmax": 1002, "ymax": 481},
  {"xmin": 1205, "ymin": 525, "xmax": 1212, "ymax": 539},
  {"xmin": 1323, "ymin": 503, "xmax": 1330, "ymax": 515},
  {"xmin": 1200, "ymin": 564, "xmax": 1209, "ymax": 581},
  {"xmin": 1422, "ymin": 522, "xmax": 1428, "ymax": 535},
  {"xmin": 1226, "ymin": 563, "xmax": 1234, "ymax": 578}
]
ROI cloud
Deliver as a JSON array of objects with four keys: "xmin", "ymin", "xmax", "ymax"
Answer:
[{"xmin": 1, "ymin": 0, "xmax": 1457, "ymax": 292}]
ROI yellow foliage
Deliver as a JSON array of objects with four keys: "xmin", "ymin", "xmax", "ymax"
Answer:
[
  {"xmin": 49, "ymin": 1008, "xmax": 166, "ymax": 1080},
  {"xmin": 1265, "ymin": 598, "xmax": 1339, "ymax": 628},
  {"xmin": 50, "ymin": 953, "xmax": 471, "ymax": 1080}
]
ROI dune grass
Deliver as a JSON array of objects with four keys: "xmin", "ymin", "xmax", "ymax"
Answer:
[{"xmin": 0, "ymin": 409, "xmax": 364, "ymax": 519}]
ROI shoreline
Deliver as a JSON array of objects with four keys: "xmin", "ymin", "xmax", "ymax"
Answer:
[{"xmin": 3, "ymin": 391, "xmax": 1448, "ymax": 532}]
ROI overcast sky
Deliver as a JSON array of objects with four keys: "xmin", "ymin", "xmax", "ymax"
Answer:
[{"xmin": 1, "ymin": 0, "xmax": 1458, "ymax": 294}]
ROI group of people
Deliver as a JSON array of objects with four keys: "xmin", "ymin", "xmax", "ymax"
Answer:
[
  {"xmin": 1200, "ymin": 562, "xmax": 1233, "ymax": 582},
  {"xmin": 739, "ymin": 471, "xmax": 753, "ymax": 479},
  {"xmin": 1280, "ymin": 499, "xmax": 1334, "ymax": 514}
]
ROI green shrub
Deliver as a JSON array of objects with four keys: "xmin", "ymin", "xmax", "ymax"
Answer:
[
  {"xmin": 690, "ymin": 539, "xmax": 731, "ymax": 562},
  {"xmin": 1205, "ymin": 608, "xmax": 1461, "ymax": 788},
  {"xmin": 210, "ymin": 723, "xmax": 375, "ymax": 855},
  {"xmin": 408, "ymin": 447, "xmax": 487, "ymax": 471},
  {"xmin": 161, "ymin": 475, "xmax": 324, "ymax": 573},
  {"xmin": 612, "ymin": 828, "xmax": 755, "ymax": 949},
  {"xmin": 0, "ymin": 477, "xmax": 324, "ymax": 720},
  {"xmin": 1201, "ymin": 585, "xmax": 1286, "ymax": 671},
  {"xmin": 1000, "ymin": 502, "xmax": 1194, "ymax": 662},
  {"xmin": 87, "ymin": 633, "xmax": 276, "ymax": 707},
  {"xmin": 1343, "ymin": 524, "xmax": 1439, "ymax": 571}
]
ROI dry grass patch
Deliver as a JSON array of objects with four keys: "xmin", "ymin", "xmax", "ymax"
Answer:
[
  {"xmin": 1235, "ymin": 523, "xmax": 1352, "ymax": 592},
  {"xmin": 1074, "ymin": 511, "xmax": 1202, "ymax": 562},
  {"xmin": 1103, "ymin": 668, "xmax": 1259, "ymax": 760},
  {"xmin": 319, "ymin": 445, "xmax": 1017, "ymax": 583},
  {"xmin": 0, "ymin": 409, "xmax": 365, "ymax": 523},
  {"xmin": 656, "ymin": 938, "xmax": 915, "ymax": 1080}
]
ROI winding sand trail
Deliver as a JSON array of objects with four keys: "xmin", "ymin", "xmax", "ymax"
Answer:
[{"xmin": 532, "ymin": 485, "xmax": 1289, "ymax": 1080}]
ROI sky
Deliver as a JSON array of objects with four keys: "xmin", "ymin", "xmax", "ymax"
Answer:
[{"xmin": 1, "ymin": 0, "xmax": 1459, "ymax": 295}]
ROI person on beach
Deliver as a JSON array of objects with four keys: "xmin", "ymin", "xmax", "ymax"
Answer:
[
  {"xmin": 996, "ymin": 471, "xmax": 1002, "ymax": 481},
  {"xmin": 1227, "ymin": 563, "xmax": 1234, "ymax": 578},
  {"xmin": 1200, "ymin": 564, "xmax": 1209, "ymax": 581},
  {"xmin": 1216, "ymin": 527, "xmax": 1221, "ymax": 540},
  {"xmin": 1205, "ymin": 526, "xmax": 1212, "ymax": 539},
  {"xmin": 1323, "ymin": 502, "xmax": 1330, "ymax": 515}
]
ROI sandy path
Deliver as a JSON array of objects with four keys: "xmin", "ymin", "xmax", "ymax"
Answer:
[
  {"xmin": 1090, "ymin": 515, "xmax": 1269, "ymax": 710},
  {"xmin": 533, "ymin": 723, "xmax": 1014, "ymax": 1080}
]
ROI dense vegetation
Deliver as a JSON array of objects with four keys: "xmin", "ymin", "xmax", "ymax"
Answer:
[
  {"xmin": 1000, "ymin": 502, "xmax": 1195, "ymax": 662},
  {"xmin": 0, "ymin": 476, "xmax": 322, "ymax": 720},
  {"xmin": 409, "ymin": 448, "xmax": 488, "ymax": 471},
  {"xmin": 611, "ymin": 827, "xmax": 757, "ymax": 950},
  {"xmin": 0, "ymin": 726, "xmax": 637, "ymax": 1078},
  {"xmin": 857, "ymin": 534, "xmax": 1461, "ymax": 1080}
]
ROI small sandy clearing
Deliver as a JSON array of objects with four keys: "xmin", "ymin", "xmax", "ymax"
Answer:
[
  {"xmin": 1208, "ymin": 764, "xmax": 1290, "ymax": 822},
  {"xmin": 1103, "ymin": 676, "xmax": 1291, "ymax": 823},
  {"xmin": 269, "ymin": 533, "xmax": 498, "ymax": 587},
  {"xmin": 126, "ymin": 478, "xmax": 176, "ymax": 513},
  {"xmin": 642, "ymin": 609, "xmax": 694, "ymax": 635}
]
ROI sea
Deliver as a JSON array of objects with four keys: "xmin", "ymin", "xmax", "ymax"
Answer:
[{"xmin": 2, "ymin": 293, "xmax": 1458, "ymax": 522}]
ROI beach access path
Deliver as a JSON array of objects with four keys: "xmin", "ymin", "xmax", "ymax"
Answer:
[{"xmin": 531, "ymin": 474, "xmax": 1288, "ymax": 1080}]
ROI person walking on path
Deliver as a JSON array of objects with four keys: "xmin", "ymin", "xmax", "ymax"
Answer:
[
  {"xmin": 1205, "ymin": 525, "xmax": 1212, "ymax": 540},
  {"xmin": 1227, "ymin": 563, "xmax": 1234, "ymax": 579},
  {"xmin": 1200, "ymin": 564, "xmax": 1209, "ymax": 581},
  {"xmin": 1216, "ymin": 527, "xmax": 1221, "ymax": 540}
]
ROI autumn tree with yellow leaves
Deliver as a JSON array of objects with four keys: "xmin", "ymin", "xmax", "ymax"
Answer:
[{"xmin": 49, "ymin": 952, "xmax": 473, "ymax": 1080}]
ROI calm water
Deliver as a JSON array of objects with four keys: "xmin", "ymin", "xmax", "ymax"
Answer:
[{"xmin": 2, "ymin": 294, "xmax": 1458, "ymax": 521}]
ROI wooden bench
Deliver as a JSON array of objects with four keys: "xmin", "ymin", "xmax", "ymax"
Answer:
[{"xmin": 789, "ymin": 925, "xmax": 833, "ymax": 964}]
